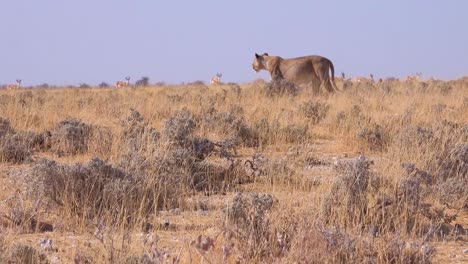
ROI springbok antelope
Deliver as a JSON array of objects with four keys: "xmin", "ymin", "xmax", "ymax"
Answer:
[
  {"xmin": 6, "ymin": 79, "xmax": 21, "ymax": 90},
  {"xmin": 210, "ymin": 73, "xmax": 222, "ymax": 85},
  {"xmin": 115, "ymin": 76, "xmax": 130, "ymax": 88}
]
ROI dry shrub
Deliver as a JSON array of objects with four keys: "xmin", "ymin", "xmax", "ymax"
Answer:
[
  {"xmin": 0, "ymin": 130, "xmax": 49, "ymax": 164},
  {"xmin": 0, "ymin": 232, "xmax": 4, "ymax": 263},
  {"xmin": 4, "ymin": 244, "xmax": 49, "ymax": 264},
  {"xmin": 225, "ymin": 192, "xmax": 274, "ymax": 230},
  {"xmin": 398, "ymin": 163, "xmax": 432, "ymax": 212},
  {"xmin": 434, "ymin": 144, "xmax": 468, "ymax": 209},
  {"xmin": 0, "ymin": 94, "xmax": 13, "ymax": 108},
  {"xmin": 322, "ymin": 156, "xmax": 374, "ymax": 227},
  {"xmin": 252, "ymin": 118, "xmax": 274, "ymax": 145},
  {"xmin": 224, "ymin": 192, "xmax": 275, "ymax": 259},
  {"xmin": 0, "ymin": 133, "xmax": 34, "ymax": 163},
  {"xmin": 116, "ymin": 109, "xmax": 246, "ymax": 210},
  {"xmin": 281, "ymin": 124, "xmax": 310, "ymax": 143},
  {"xmin": 299, "ymin": 100, "xmax": 330, "ymax": 124},
  {"xmin": 395, "ymin": 121, "xmax": 467, "ymax": 166},
  {"xmin": 48, "ymin": 118, "xmax": 93, "ymax": 156},
  {"xmin": 435, "ymin": 143, "xmax": 467, "ymax": 181},
  {"xmin": 331, "ymin": 104, "xmax": 374, "ymax": 138},
  {"xmin": 0, "ymin": 117, "xmax": 50, "ymax": 163},
  {"xmin": 390, "ymin": 121, "xmax": 467, "ymax": 209},
  {"xmin": 118, "ymin": 108, "xmax": 160, "ymax": 156},
  {"xmin": 398, "ymin": 126, "xmax": 433, "ymax": 150},
  {"xmin": 252, "ymin": 118, "xmax": 310, "ymax": 145},
  {"xmin": 436, "ymin": 178, "xmax": 467, "ymax": 209},
  {"xmin": 322, "ymin": 156, "xmax": 454, "ymax": 237},
  {"xmin": 23, "ymin": 158, "xmax": 138, "ymax": 221},
  {"xmin": 1, "ymin": 192, "xmax": 53, "ymax": 233},
  {"xmin": 262, "ymin": 79, "xmax": 299, "ymax": 96},
  {"xmin": 357, "ymin": 124, "xmax": 389, "ymax": 152},
  {"xmin": 285, "ymin": 222, "xmax": 434, "ymax": 264},
  {"xmin": 162, "ymin": 109, "xmax": 196, "ymax": 145},
  {"xmin": 186, "ymin": 80, "xmax": 206, "ymax": 86},
  {"xmin": 0, "ymin": 117, "xmax": 13, "ymax": 136},
  {"xmin": 382, "ymin": 162, "xmax": 461, "ymax": 236},
  {"xmin": 159, "ymin": 110, "xmax": 247, "ymax": 193},
  {"xmin": 88, "ymin": 126, "xmax": 114, "ymax": 158},
  {"xmin": 200, "ymin": 108, "xmax": 258, "ymax": 147},
  {"xmin": 45, "ymin": 118, "xmax": 114, "ymax": 158}
]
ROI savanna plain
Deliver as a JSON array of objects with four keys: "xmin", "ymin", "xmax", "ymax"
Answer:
[{"xmin": 0, "ymin": 77, "xmax": 467, "ymax": 263}]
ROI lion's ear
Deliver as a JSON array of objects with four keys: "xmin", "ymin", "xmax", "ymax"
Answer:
[
  {"xmin": 263, "ymin": 53, "xmax": 269, "ymax": 56},
  {"xmin": 255, "ymin": 53, "xmax": 260, "ymax": 58}
]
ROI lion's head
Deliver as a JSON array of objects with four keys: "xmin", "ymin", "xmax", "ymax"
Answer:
[{"xmin": 252, "ymin": 53, "xmax": 269, "ymax": 72}]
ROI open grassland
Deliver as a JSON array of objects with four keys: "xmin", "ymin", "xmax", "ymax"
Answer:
[{"xmin": 0, "ymin": 78, "xmax": 467, "ymax": 263}]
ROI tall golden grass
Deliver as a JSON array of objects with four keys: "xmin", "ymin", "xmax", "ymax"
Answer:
[{"xmin": 0, "ymin": 78, "xmax": 467, "ymax": 263}]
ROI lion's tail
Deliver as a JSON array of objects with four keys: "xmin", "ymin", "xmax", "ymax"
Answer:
[{"xmin": 329, "ymin": 61, "xmax": 339, "ymax": 91}]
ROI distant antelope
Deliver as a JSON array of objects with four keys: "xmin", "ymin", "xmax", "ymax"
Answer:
[
  {"xmin": 210, "ymin": 73, "xmax": 222, "ymax": 85},
  {"xmin": 115, "ymin": 76, "xmax": 130, "ymax": 88},
  {"xmin": 6, "ymin": 79, "xmax": 21, "ymax": 90}
]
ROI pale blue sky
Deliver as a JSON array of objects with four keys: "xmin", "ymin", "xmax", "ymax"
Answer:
[{"xmin": 1, "ymin": 1, "xmax": 467, "ymax": 86}]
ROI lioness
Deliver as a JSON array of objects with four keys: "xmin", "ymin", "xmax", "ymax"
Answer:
[{"xmin": 252, "ymin": 53, "xmax": 338, "ymax": 93}]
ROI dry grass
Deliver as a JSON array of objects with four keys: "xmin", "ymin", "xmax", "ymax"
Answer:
[{"xmin": 0, "ymin": 78, "xmax": 467, "ymax": 263}]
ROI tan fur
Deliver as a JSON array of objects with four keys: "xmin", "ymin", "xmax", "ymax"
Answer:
[
  {"xmin": 210, "ymin": 73, "xmax": 222, "ymax": 85},
  {"xmin": 6, "ymin": 79, "xmax": 21, "ymax": 90},
  {"xmin": 252, "ymin": 53, "xmax": 337, "ymax": 93},
  {"xmin": 115, "ymin": 77, "xmax": 130, "ymax": 88}
]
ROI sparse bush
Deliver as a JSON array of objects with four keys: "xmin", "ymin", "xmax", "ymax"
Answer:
[
  {"xmin": 191, "ymin": 137, "xmax": 215, "ymax": 159},
  {"xmin": 392, "ymin": 121, "xmax": 467, "ymax": 175},
  {"xmin": 399, "ymin": 168, "xmax": 424, "ymax": 211},
  {"xmin": 186, "ymin": 80, "xmax": 206, "ymax": 86},
  {"xmin": 437, "ymin": 178, "xmax": 468, "ymax": 209},
  {"xmin": 285, "ymin": 223, "xmax": 434, "ymax": 264},
  {"xmin": 23, "ymin": 158, "xmax": 133, "ymax": 220},
  {"xmin": 1, "ymin": 75, "xmax": 466, "ymax": 262},
  {"xmin": 435, "ymin": 143, "xmax": 467, "ymax": 181},
  {"xmin": 0, "ymin": 117, "xmax": 13, "ymax": 136},
  {"xmin": 433, "ymin": 144, "xmax": 468, "ymax": 208},
  {"xmin": 119, "ymin": 109, "xmax": 160, "ymax": 155},
  {"xmin": 5, "ymin": 244, "xmax": 49, "ymax": 264},
  {"xmin": 0, "ymin": 118, "xmax": 51, "ymax": 163},
  {"xmin": 135, "ymin": 77, "xmax": 150, "ymax": 87},
  {"xmin": 162, "ymin": 109, "xmax": 196, "ymax": 145},
  {"xmin": 224, "ymin": 192, "xmax": 275, "ymax": 259},
  {"xmin": 201, "ymin": 109, "xmax": 259, "ymax": 147},
  {"xmin": 117, "ymin": 109, "xmax": 246, "ymax": 210},
  {"xmin": 263, "ymin": 79, "xmax": 299, "ymax": 96},
  {"xmin": 280, "ymin": 124, "xmax": 309, "ymax": 143},
  {"xmin": 357, "ymin": 124, "xmax": 388, "ymax": 151},
  {"xmin": 299, "ymin": 100, "xmax": 330, "ymax": 124},
  {"xmin": 48, "ymin": 118, "xmax": 93, "ymax": 156},
  {"xmin": 0, "ymin": 132, "xmax": 36, "ymax": 163},
  {"xmin": 88, "ymin": 126, "xmax": 114, "ymax": 158},
  {"xmin": 225, "ymin": 192, "xmax": 274, "ymax": 229},
  {"xmin": 322, "ymin": 156, "xmax": 373, "ymax": 226},
  {"xmin": 251, "ymin": 118, "xmax": 309, "ymax": 145},
  {"xmin": 98, "ymin": 82, "xmax": 110, "ymax": 88}
]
